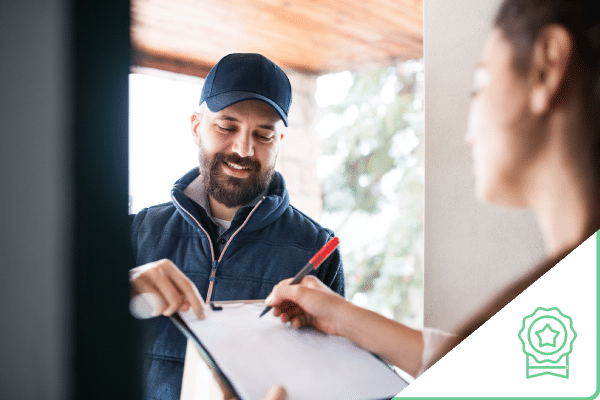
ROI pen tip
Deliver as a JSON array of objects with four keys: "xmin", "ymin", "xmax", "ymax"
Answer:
[{"xmin": 259, "ymin": 306, "xmax": 271, "ymax": 318}]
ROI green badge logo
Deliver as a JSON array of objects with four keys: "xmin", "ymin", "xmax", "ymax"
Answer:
[{"xmin": 518, "ymin": 307, "xmax": 577, "ymax": 378}]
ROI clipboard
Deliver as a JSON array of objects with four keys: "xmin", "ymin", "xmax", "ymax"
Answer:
[{"xmin": 172, "ymin": 301, "xmax": 408, "ymax": 400}]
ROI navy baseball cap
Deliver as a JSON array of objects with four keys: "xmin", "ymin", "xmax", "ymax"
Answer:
[{"xmin": 200, "ymin": 53, "xmax": 292, "ymax": 126}]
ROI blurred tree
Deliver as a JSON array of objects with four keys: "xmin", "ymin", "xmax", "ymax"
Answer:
[{"xmin": 319, "ymin": 60, "xmax": 424, "ymax": 326}]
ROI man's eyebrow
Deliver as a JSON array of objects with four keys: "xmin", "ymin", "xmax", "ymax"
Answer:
[
  {"xmin": 215, "ymin": 115, "xmax": 277, "ymax": 131},
  {"xmin": 257, "ymin": 123, "xmax": 277, "ymax": 131},
  {"xmin": 215, "ymin": 115, "xmax": 239, "ymax": 122}
]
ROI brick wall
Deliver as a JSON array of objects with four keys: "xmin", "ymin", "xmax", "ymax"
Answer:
[{"xmin": 276, "ymin": 70, "xmax": 322, "ymax": 221}]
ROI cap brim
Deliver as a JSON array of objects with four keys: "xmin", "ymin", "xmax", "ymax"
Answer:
[{"xmin": 204, "ymin": 91, "xmax": 288, "ymax": 126}]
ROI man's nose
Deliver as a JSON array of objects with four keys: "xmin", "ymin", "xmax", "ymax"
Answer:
[{"xmin": 231, "ymin": 131, "xmax": 254, "ymax": 158}]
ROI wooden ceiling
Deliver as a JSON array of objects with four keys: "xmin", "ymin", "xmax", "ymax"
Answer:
[{"xmin": 131, "ymin": 0, "xmax": 423, "ymax": 78}]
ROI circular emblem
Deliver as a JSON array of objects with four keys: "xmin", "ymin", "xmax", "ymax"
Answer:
[{"xmin": 519, "ymin": 307, "xmax": 576, "ymax": 364}]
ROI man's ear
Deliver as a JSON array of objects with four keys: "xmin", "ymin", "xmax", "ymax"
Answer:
[
  {"xmin": 191, "ymin": 112, "xmax": 201, "ymax": 146},
  {"xmin": 530, "ymin": 24, "xmax": 574, "ymax": 115}
]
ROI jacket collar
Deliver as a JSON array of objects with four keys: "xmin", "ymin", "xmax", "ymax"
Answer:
[{"xmin": 171, "ymin": 167, "xmax": 290, "ymax": 233}]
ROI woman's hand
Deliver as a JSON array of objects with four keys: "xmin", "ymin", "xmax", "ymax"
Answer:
[
  {"xmin": 265, "ymin": 275, "xmax": 350, "ymax": 336},
  {"xmin": 266, "ymin": 275, "xmax": 426, "ymax": 377}
]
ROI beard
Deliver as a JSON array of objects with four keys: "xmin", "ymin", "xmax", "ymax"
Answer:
[{"xmin": 199, "ymin": 150, "xmax": 275, "ymax": 208}]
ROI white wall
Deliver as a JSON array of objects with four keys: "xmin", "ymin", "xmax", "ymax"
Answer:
[{"xmin": 423, "ymin": 0, "xmax": 546, "ymax": 332}]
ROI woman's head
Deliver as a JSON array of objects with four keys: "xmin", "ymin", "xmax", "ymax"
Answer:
[{"xmin": 466, "ymin": 0, "xmax": 600, "ymax": 206}]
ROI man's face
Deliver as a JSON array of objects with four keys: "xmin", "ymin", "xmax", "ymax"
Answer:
[{"xmin": 191, "ymin": 100, "xmax": 284, "ymax": 208}]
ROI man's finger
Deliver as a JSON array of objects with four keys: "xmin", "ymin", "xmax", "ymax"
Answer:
[
  {"xmin": 162, "ymin": 264, "xmax": 206, "ymax": 319},
  {"xmin": 130, "ymin": 273, "xmax": 158, "ymax": 297},
  {"xmin": 147, "ymin": 269, "xmax": 187, "ymax": 316}
]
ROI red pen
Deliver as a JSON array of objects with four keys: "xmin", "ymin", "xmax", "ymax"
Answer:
[{"xmin": 259, "ymin": 237, "xmax": 340, "ymax": 318}]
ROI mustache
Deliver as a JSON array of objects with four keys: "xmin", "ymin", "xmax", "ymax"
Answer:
[{"xmin": 212, "ymin": 152, "xmax": 261, "ymax": 171}]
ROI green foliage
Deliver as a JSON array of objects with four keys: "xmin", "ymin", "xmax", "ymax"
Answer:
[{"xmin": 319, "ymin": 60, "xmax": 424, "ymax": 326}]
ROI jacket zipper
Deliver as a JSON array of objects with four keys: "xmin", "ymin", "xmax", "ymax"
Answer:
[
  {"xmin": 171, "ymin": 195, "xmax": 216, "ymax": 300},
  {"xmin": 173, "ymin": 193, "xmax": 266, "ymax": 304},
  {"xmin": 205, "ymin": 198, "xmax": 265, "ymax": 303}
]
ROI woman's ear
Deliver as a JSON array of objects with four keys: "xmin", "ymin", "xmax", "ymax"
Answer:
[{"xmin": 529, "ymin": 24, "xmax": 574, "ymax": 115}]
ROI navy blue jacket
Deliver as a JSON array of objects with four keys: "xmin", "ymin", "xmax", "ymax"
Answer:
[{"xmin": 131, "ymin": 168, "xmax": 345, "ymax": 400}]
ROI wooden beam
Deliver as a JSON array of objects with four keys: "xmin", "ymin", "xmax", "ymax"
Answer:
[
  {"xmin": 131, "ymin": 45, "xmax": 213, "ymax": 78},
  {"xmin": 131, "ymin": 0, "xmax": 422, "ymax": 76}
]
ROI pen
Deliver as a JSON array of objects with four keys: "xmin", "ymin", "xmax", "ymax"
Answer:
[{"xmin": 259, "ymin": 236, "xmax": 340, "ymax": 318}]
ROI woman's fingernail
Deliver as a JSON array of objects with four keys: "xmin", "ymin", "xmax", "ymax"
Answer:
[{"xmin": 265, "ymin": 295, "xmax": 273, "ymax": 305}]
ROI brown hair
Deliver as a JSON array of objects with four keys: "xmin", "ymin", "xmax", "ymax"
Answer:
[
  {"xmin": 495, "ymin": 1, "xmax": 599, "ymax": 69},
  {"xmin": 494, "ymin": 0, "xmax": 600, "ymax": 127}
]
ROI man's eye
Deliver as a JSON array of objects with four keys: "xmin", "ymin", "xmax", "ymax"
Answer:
[
  {"xmin": 218, "ymin": 125, "xmax": 235, "ymax": 132},
  {"xmin": 256, "ymin": 134, "xmax": 273, "ymax": 142}
]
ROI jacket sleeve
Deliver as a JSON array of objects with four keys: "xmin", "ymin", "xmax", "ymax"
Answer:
[
  {"xmin": 129, "ymin": 208, "xmax": 148, "ymax": 267},
  {"xmin": 316, "ymin": 234, "xmax": 346, "ymax": 298}
]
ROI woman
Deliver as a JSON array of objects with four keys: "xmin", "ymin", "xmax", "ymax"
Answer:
[{"xmin": 264, "ymin": 0, "xmax": 600, "ymax": 389}]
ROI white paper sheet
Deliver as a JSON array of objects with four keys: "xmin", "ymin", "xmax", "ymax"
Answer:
[{"xmin": 179, "ymin": 303, "xmax": 408, "ymax": 400}]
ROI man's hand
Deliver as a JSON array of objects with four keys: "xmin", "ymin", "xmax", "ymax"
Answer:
[{"xmin": 129, "ymin": 259, "xmax": 205, "ymax": 319}]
